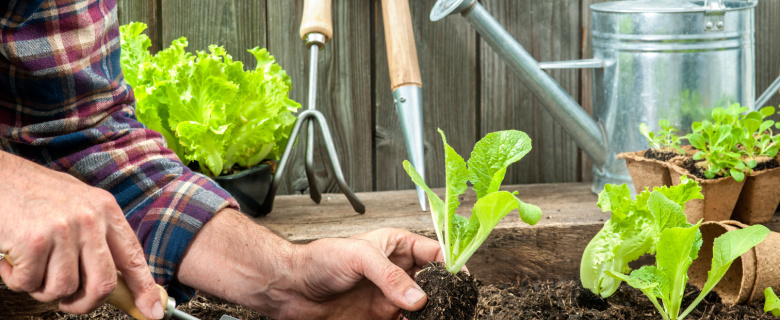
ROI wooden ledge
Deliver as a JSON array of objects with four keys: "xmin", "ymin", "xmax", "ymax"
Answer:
[{"xmin": 257, "ymin": 183, "xmax": 780, "ymax": 285}]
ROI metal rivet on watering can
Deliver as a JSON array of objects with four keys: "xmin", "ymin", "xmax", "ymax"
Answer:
[
  {"xmin": 717, "ymin": 21, "xmax": 724, "ymax": 29},
  {"xmin": 705, "ymin": 21, "xmax": 714, "ymax": 30}
]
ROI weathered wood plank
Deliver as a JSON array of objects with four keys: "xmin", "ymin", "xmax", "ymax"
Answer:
[
  {"xmin": 160, "ymin": 0, "xmax": 266, "ymax": 70},
  {"xmin": 373, "ymin": 0, "xmax": 478, "ymax": 191},
  {"xmin": 267, "ymin": 1, "xmax": 373, "ymax": 195},
  {"xmin": 258, "ymin": 182, "xmax": 780, "ymax": 285},
  {"xmin": 116, "ymin": 0, "xmax": 160, "ymax": 52},
  {"xmin": 755, "ymin": 0, "xmax": 780, "ymax": 109},
  {"xmin": 479, "ymin": 0, "xmax": 582, "ymax": 185}
]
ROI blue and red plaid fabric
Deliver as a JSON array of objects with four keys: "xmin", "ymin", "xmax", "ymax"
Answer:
[{"xmin": 0, "ymin": 0, "xmax": 238, "ymax": 302}]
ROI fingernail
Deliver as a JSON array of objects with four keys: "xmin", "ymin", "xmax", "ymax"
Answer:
[
  {"xmin": 404, "ymin": 286, "xmax": 426, "ymax": 305},
  {"xmin": 151, "ymin": 301, "xmax": 164, "ymax": 319}
]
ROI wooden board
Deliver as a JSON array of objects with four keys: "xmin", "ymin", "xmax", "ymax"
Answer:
[
  {"xmin": 160, "ymin": 0, "xmax": 267, "ymax": 70},
  {"xmin": 755, "ymin": 0, "xmax": 780, "ymax": 109},
  {"xmin": 267, "ymin": 1, "xmax": 373, "ymax": 195},
  {"xmin": 373, "ymin": 0, "xmax": 478, "ymax": 191},
  {"xmin": 116, "ymin": 0, "xmax": 160, "ymax": 52},
  {"xmin": 258, "ymin": 182, "xmax": 780, "ymax": 285},
  {"xmin": 479, "ymin": 0, "xmax": 582, "ymax": 185}
]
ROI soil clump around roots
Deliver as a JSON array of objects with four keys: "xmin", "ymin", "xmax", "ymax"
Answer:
[
  {"xmin": 402, "ymin": 262, "xmax": 480, "ymax": 320},
  {"xmin": 644, "ymin": 148, "xmax": 681, "ymax": 162}
]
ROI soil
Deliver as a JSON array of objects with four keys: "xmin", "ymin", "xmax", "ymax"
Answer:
[
  {"xmin": 751, "ymin": 157, "xmax": 780, "ymax": 172},
  {"xmin": 644, "ymin": 148, "xmax": 681, "ymax": 162},
  {"xmin": 402, "ymin": 262, "xmax": 479, "ymax": 320},
  {"xmin": 12, "ymin": 278, "xmax": 777, "ymax": 320},
  {"xmin": 681, "ymin": 158, "xmax": 723, "ymax": 180}
]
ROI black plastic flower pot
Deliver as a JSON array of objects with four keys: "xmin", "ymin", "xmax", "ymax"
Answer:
[{"xmin": 212, "ymin": 162, "xmax": 274, "ymax": 217}]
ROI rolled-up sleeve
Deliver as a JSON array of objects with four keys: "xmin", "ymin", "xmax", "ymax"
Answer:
[{"xmin": 0, "ymin": 0, "xmax": 238, "ymax": 302}]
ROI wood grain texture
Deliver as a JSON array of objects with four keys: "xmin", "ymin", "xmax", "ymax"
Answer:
[
  {"xmin": 116, "ymin": 0, "xmax": 160, "ymax": 52},
  {"xmin": 755, "ymin": 0, "xmax": 780, "ymax": 109},
  {"xmin": 381, "ymin": 0, "xmax": 423, "ymax": 89},
  {"xmin": 480, "ymin": 0, "xmax": 582, "ymax": 185},
  {"xmin": 160, "ymin": 0, "xmax": 266, "ymax": 70},
  {"xmin": 257, "ymin": 182, "xmax": 780, "ymax": 285},
  {"xmin": 268, "ymin": 1, "xmax": 373, "ymax": 195},
  {"xmin": 374, "ymin": 0, "xmax": 478, "ymax": 191}
]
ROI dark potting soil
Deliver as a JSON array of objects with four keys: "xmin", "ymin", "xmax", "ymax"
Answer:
[
  {"xmin": 643, "ymin": 148, "xmax": 680, "ymax": 162},
  {"xmin": 19, "ymin": 278, "xmax": 777, "ymax": 320},
  {"xmin": 752, "ymin": 158, "xmax": 780, "ymax": 172},
  {"xmin": 402, "ymin": 262, "xmax": 480, "ymax": 320},
  {"xmin": 681, "ymin": 158, "xmax": 723, "ymax": 180}
]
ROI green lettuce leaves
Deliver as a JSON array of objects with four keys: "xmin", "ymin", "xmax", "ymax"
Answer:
[
  {"xmin": 119, "ymin": 22, "xmax": 300, "ymax": 176},
  {"xmin": 580, "ymin": 177, "xmax": 703, "ymax": 298},
  {"xmin": 403, "ymin": 129, "xmax": 541, "ymax": 273},
  {"xmin": 766, "ymin": 287, "xmax": 780, "ymax": 316}
]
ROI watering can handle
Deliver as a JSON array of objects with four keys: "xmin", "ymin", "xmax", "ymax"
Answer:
[
  {"xmin": 300, "ymin": 0, "xmax": 333, "ymax": 43},
  {"xmin": 703, "ymin": 0, "xmax": 725, "ymax": 10}
]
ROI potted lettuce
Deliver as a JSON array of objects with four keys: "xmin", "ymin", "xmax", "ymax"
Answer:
[{"xmin": 119, "ymin": 22, "xmax": 300, "ymax": 216}]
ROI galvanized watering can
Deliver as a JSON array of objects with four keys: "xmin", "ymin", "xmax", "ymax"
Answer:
[{"xmin": 430, "ymin": 0, "xmax": 780, "ymax": 193}]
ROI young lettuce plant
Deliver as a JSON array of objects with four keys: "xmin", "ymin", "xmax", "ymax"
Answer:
[
  {"xmin": 606, "ymin": 222, "xmax": 769, "ymax": 320},
  {"xmin": 580, "ymin": 177, "xmax": 703, "ymax": 298},
  {"xmin": 765, "ymin": 287, "xmax": 780, "ymax": 316},
  {"xmin": 403, "ymin": 129, "xmax": 542, "ymax": 273},
  {"xmin": 688, "ymin": 120, "xmax": 748, "ymax": 181},
  {"xmin": 739, "ymin": 106, "xmax": 778, "ymax": 169},
  {"xmin": 639, "ymin": 119, "xmax": 685, "ymax": 154}
]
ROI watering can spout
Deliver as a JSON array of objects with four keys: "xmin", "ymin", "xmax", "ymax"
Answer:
[{"xmin": 431, "ymin": 0, "xmax": 608, "ymax": 169}]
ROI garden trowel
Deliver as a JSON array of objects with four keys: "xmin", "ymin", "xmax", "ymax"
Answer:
[{"xmin": 382, "ymin": 0, "xmax": 427, "ymax": 212}]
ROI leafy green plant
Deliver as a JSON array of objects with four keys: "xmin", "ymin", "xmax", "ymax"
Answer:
[
  {"xmin": 403, "ymin": 129, "xmax": 542, "ymax": 274},
  {"xmin": 607, "ymin": 223, "xmax": 769, "ymax": 320},
  {"xmin": 119, "ymin": 22, "xmax": 300, "ymax": 176},
  {"xmin": 738, "ymin": 106, "xmax": 779, "ymax": 169},
  {"xmin": 765, "ymin": 287, "xmax": 780, "ymax": 316},
  {"xmin": 639, "ymin": 120, "xmax": 685, "ymax": 154},
  {"xmin": 688, "ymin": 120, "xmax": 748, "ymax": 181},
  {"xmin": 580, "ymin": 177, "xmax": 703, "ymax": 298}
]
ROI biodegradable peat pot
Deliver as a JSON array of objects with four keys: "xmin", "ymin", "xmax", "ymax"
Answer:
[
  {"xmin": 690, "ymin": 221, "xmax": 780, "ymax": 304},
  {"xmin": 212, "ymin": 162, "xmax": 274, "ymax": 217},
  {"xmin": 668, "ymin": 159, "xmax": 745, "ymax": 223},
  {"xmin": 618, "ymin": 150, "xmax": 672, "ymax": 193},
  {"xmin": 690, "ymin": 221, "xmax": 757, "ymax": 305},
  {"xmin": 731, "ymin": 160, "xmax": 780, "ymax": 225}
]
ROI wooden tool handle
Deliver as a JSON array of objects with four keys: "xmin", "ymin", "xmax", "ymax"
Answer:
[
  {"xmin": 3, "ymin": 256, "xmax": 168, "ymax": 320},
  {"xmin": 300, "ymin": 0, "xmax": 333, "ymax": 42},
  {"xmin": 381, "ymin": 0, "xmax": 422, "ymax": 90}
]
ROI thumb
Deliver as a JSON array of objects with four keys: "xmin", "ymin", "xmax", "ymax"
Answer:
[{"xmin": 357, "ymin": 250, "xmax": 428, "ymax": 311}]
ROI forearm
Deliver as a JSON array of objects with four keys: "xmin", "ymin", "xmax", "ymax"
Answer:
[{"xmin": 175, "ymin": 208, "xmax": 298, "ymax": 313}]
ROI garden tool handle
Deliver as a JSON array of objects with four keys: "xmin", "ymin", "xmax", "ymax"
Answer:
[
  {"xmin": 382, "ymin": 0, "xmax": 422, "ymax": 90},
  {"xmin": 300, "ymin": 0, "xmax": 332, "ymax": 43},
  {"xmin": 3, "ymin": 256, "xmax": 169, "ymax": 320}
]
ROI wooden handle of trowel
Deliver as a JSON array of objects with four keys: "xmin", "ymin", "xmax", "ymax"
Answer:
[
  {"xmin": 381, "ymin": 0, "xmax": 422, "ymax": 90},
  {"xmin": 3, "ymin": 256, "xmax": 168, "ymax": 320},
  {"xmin": 300, "ymin": 0, "xmax": 333, "ymax": 42}
]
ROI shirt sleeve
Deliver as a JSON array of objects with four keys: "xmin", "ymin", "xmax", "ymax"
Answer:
[{"xmin": 0, "ymin": 0, "xmax": 238, "ymax": 303}]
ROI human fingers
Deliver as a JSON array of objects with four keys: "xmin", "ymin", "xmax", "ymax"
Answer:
[
  {"xmin": 358, "ymin": 228, "xmax": 445, "ymax": 268},
  {"xmin": 104, "ymin": 198, "xmax": 165, "ymax": 320},
  {"xmin": 28, "ymin": 233, "xmax": 80, "ymax": 303},
  {"xmin": 349, "ymin": 241, "xmax": 428, "ymax": 311},
  {"xmin": 58, "ymin": 208, "xmax": 117, "ymax": 314},
  {"xmin": 0, "ymin": 234, "xmax": 52, "ymax": 293}
]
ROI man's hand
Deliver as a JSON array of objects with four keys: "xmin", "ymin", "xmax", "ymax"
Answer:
[
  {"xmin": 176, "ymin": 210, "xmax": 444, "ymax": 320},
  {"xmin": 0, "ymin": 151, "xmax": 165, "ymax": 319}
]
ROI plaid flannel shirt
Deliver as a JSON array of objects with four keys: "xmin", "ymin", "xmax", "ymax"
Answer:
[{"xmin": 0, "ymin": 0, "xmax": 238, "ymax": 302}]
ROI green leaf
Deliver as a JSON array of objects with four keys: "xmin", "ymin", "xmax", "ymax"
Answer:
[
  {"xmin": 765, "ymin": 287, "xmax": 780, "ymax": 316},
  {"xmin": 516, "ymin": 198, "xmax": 542, "ymax": 225},
  {"xmin": 760, "ymin": 106, "xmax": 776, "ymax": 119},
  {"xmin": 468, "ymin": 130, "xmax": 532, "ymax": 198},
  {"xmin": 654, "ymin": 223, "xmax": 702, "ymax": 318}
]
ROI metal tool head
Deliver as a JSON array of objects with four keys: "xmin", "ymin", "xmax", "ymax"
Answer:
[
  {"xmin": 430, "ymin": 0, "xmax": 476, "ymax": 21},
  {"xmin": 219, "ymin": 316, "xmax": 241, "ymax": 320},
  {"xmin": 393, "ymin": 85, "xmax": 427, "ymax": 212}
]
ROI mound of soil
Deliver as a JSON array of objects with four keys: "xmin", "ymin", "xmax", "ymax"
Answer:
[
  {"xmin": 402, "ymin": 262, "xmax": 479, "ymax": 320},
  {"xmin": 644, "ymin": 148, "xmax": 680, "ymax": 162}
]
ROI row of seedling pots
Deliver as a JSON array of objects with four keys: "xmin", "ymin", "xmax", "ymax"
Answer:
[{"xmin": 620, "ymin": 104, "xmax": 780, "ymax": 225}]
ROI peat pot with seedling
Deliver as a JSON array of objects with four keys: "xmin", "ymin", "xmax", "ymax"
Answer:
[
  {"xmin": 119, "ymin": 23, "xmax": 300, "ymax": 217},
  {"xmin": 618, "ymin": 120, "xmax": 690, "ymax": 193},
  {"xmin": 401, "ymin": 129, "xmax": 542, "ymax": 320}
]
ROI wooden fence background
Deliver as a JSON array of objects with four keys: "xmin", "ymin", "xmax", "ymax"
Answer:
[{"xmin": 117, "ymin": 0, "xmax": 780, "ymax": 195}]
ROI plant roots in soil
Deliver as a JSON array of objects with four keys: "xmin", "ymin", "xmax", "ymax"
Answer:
[
  {"xmin": 402, "ymin": 262, "xmax": 479, "ymax": 320},
  {"xmin": 644, "ymin": 148, "xmax": 679, "ymax": 162}
]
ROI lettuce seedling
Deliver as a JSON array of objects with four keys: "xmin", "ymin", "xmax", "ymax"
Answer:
[
  {"xmin": 580, "ymin": 177, "xmax": 703, "ymax": 298},
  {"xmin": 403, "ymin": 129, "xmax": 542, "ymax": 274},
  {"xmin": 765, "ymin": 287, "xmax": 780, "ymax": 316},
  {"xmin": 607, "ymin": 222, "xmax": 769, "ymax": 320},
  {"xmin": 688, "ymin": 120, "xmax": 747, "ymax": 181},
  {"xmin": 738, "ymin": 106, "xmax": 778, "ymax": 169},
  {"xmin": 639, "ymin": 119, "xmax": 685, "ymax": 154}
]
